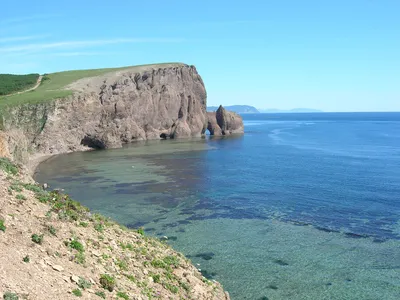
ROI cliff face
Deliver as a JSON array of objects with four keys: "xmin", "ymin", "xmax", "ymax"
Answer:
[
  {"xmin": 207, "ymin": 105, "xmax": 244, "ymax": 136},
  {"xmin": 0, "ymin": 64, "xmax": 208, "ymax": 163}
]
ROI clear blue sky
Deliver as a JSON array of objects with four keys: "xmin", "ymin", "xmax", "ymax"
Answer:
[{"xmin": 1, "ymin": 0, "xmax": 399, "ymax": 112}]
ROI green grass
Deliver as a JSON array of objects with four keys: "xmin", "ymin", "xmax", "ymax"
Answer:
[{"xmin": 0, "ymin": 63, "xmax": 184, "ymax": 108}]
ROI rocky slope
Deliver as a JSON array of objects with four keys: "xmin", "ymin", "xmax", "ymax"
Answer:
[{"xmin": 0, "ymin": 160, "xmax": 229, "ymax": 299}]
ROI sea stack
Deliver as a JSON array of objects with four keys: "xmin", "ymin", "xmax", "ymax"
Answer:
[{"xmin": 207, "ymin": 105, "xmax": 244, "ymax": 136}]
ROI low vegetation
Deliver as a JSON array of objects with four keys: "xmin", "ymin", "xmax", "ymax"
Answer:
[
  {"xmin": 0, "ymin": 158, "xmax": 19, "ymax": 176},
  {"xmin": 0, "ymin": 74, "xmax": 39, "ymax": 96}
]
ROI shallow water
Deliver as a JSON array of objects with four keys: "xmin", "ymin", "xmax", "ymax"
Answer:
[{"xmin": 35, "ymin": 113, "xmax": 400, "ymax": 299}]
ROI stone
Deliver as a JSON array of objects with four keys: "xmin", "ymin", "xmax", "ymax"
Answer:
[
  {"xmin": 92, "ymin": 250, "xmax": 101, "ymax": 257},
  {"xmin": 207, "ymin": 105, "xmax": 244, "ymax": 136},
  {"xmin": 71, "ymin": 275, "xmax": 80, "ymax": 283},
  {"xmin": 52, "ymin": 265, "xmax": 64, "ymax": 272}
]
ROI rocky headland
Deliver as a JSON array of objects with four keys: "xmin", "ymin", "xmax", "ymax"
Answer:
[
  {"xmin": 0, "ymin": 63, "xmax": 243, "ymax": 166},
  {"xmin": 0, "ymin": 63, "xmax": 243, "ymax": 299}
]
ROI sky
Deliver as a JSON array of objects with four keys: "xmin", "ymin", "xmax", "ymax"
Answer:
[{"xmin": 1, "ymin": 0, "xmax": 400, "ymax": 112}]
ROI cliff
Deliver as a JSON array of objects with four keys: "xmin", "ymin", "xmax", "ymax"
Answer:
[{"xmin": 0, "ymin": 64, "xmax": 208, "ymax": 164}]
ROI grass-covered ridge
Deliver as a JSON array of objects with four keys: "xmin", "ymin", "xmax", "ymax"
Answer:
[
  {"xmin": 0, "ymin": 74, "xmax": 40, "ymax": 96},
  {"xmin": 0, "ymin": 63, "xmax": 185, "ymax": 109}
]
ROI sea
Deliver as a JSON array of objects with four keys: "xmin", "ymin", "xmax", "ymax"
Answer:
[{"xmin": 34, "ymin": 112, "xmax": 400, "ymax": 300}]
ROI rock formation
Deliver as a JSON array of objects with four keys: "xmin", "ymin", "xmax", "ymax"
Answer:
[
  {"xmin": 0, "ymin": 64, "xmax": 208, "ymax": 163},
  {"xmin": 207, "ymin": 105, "xmax": 244, "ymax": 136}
]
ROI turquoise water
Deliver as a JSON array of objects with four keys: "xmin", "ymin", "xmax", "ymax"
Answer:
[{"xmin": 35, "ymin": 113, "xmax": 400, "ymax": 299}]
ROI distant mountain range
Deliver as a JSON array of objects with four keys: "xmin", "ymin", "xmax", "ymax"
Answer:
[
  {"xmin": 207, "ymin": 105, "xmax": 260, "ymax": 113},
  {"xmin": 207, "ymin": 105, "xmax": 322, "ymax": 114},
  {"xmin": 258, "ymin": 108, "xmax": 323, "ymax": 113}
]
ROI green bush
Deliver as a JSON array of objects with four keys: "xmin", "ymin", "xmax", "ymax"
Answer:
[
  {"xmin": 23, "ymin": 255, "xmax": 30, "ymax": 263},
  {"xmin": 0, "ymin": 73, "xmax": 39, "ymax": 95},
  {"xmin": 15, "ymin": 194, "xmax": 26, "ymax": 201},
  {"xmin": 0, "ymin": 158, "xmax": 18, "ymax": 175},
  {"xmin": 116, "ymin": 291, "xmax": 129, "ymax": 299},
  {"xmin": 95, "ymin": 291, "xmax": 106, "ymax": 299},
  {"xmin": 100, "ymin": 274, "xmax": 115, "ymax": 292},
  {"xmin": 0, "ymin": 219, "xmax": 5, "ymax": 232},
  {"xmin": 72, "ymin": 289, "xmax": 82, "ymax": 297},
  {"xmin": 78, "ymin": 277, "xmax": 92, "ymax": 290},
  {"xmin": 31, "ymin": 233, "xmax": 44, "ymax": 244},
  {"xmin": 69, "ymin": 239, "xmax": 84, "ymax": 252},
  {"xmin": 3, "ymin": 292, "xmax": 19, "ymax": 300}
]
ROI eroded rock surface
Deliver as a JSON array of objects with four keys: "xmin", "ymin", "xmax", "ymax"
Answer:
[
  {"xmin": 1, "ymin": 64, "xmax": 208, "ymax": 163},
  {"xmin": 207, "ymin": 105, "xmax": 244, "ymax": 136}
]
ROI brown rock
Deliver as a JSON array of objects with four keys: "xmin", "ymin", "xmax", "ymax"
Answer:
[{"xmin": 207, "ymin": 105, "xmax": 244, "ymax": 136}]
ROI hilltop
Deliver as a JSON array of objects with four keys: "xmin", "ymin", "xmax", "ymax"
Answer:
[{"xmin": 0, "ymin": 63, "xmax": 186, "ymax": 108}]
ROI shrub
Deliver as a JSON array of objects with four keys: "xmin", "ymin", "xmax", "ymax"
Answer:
[
  {"xmin": 47, "ymin": 225, "xmax": 57, "ymax": 236},
  {"xmin": 72, "ymin": 289, "xmax": 82, "ymax": 297},
  {"xmin": 137, "ymin": 227, "xmax": 145, "ymax": 236},
  {"xmin": 116, "ymin": 291, "xmax": 129, "ymax": 299},
  {"xmin": 78, "ymin": 277, "xmax": 92, "ymax": 290},
  {"xmin": 95, "ymin": 291, "xmax": 106, "ymax": 299},
  {"xmin": 69, "ymin": 239, "xmax": 84, "ymax": 252},
  {"xmin": 3, "ymin": 292, "xmax": 19, "ymax": 300},
  {"xmin": 0, "ymin": 158, "xmax": 18, "ymax": 175},
  {"xmin": 31, "ymin": 233, "xmax": 44, "ymax": 244},
  {"xmin": 100, "ymin": 274, "xmax": 115, "ymax": 292},
  {"xmin": 163, "ymin": 255, "xmax": 180, "ymax": 268},
  {"xmin": 22, "ymin": 183, "xmax": 43, "ymax": 193},
  {"xmin": 23, "ymin": 255, "xmax": 30, "ymax": 263},
  {"xmin": 10, "ymin": 185, "xmax": 22, "ymax": 192},
  {"xmin": 164, "ymin": 282, "xmax": 179, "ymax": 294},
  {"xmin": 0, "ymin": 219, "xmax": 5, "ymax": 232},
  {"xmin": 116, "ymin": 259, "xmax": 128, "ymax": 271},
  {"xmin": 94, "ymin": 223, "xmax": 104, "ymax": 232},
  {"xmin": 75, "ymin": 252, "xmax": 86, "ymax": 265},
  {"xmin": 15, "ymin": 194, "xmax": 26, "ymax": 201},
  {"xmin": 150, "ymin": 273, "xmax": 160, "ymax": 283}
]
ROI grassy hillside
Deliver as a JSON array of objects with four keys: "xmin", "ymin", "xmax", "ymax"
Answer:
[
  {"xmin": 0, "ymin": 63, "xmax": 185, "ymax": 109},
  {"xmin": 0, "ymin": 74, "xmax": 40, "ymax": 96}
]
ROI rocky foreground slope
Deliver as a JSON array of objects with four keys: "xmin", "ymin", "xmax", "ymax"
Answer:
[
  {"xmin": 0, "ymin": 159, "xmax": 229, "ymax": 299},
  {"xmin": 0, "ymin": 64, "xmax": 243, "ymax": 165}
]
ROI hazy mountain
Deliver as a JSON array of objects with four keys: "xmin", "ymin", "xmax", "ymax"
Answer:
[
  {"xmin": 258, "ymin": 108, "xmax": 323, "ymax": 113},
  {"xmin": 207, "ymin": 105, "xmax": 260, "ymax": 113}
]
